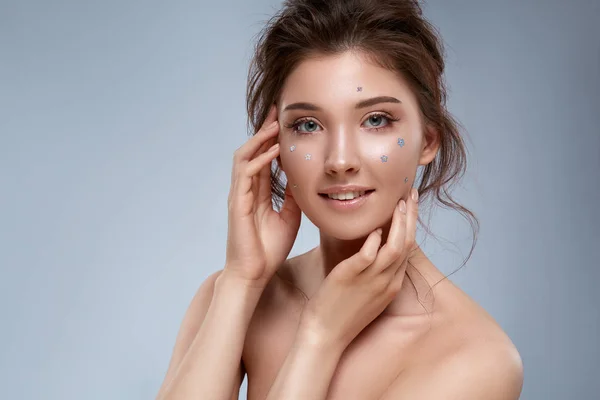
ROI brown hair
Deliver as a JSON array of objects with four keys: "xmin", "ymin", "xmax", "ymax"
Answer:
[{"xmin": 245, "ymin": 0, "xmax": 479, "ymax": 309}]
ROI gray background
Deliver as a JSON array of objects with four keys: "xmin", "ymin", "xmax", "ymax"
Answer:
[{"xmin": 1, "ymin": 0, "xmax": 598, "ymax": 399}]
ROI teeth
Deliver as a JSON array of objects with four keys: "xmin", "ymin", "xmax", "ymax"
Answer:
[{"xmin": 327, "ymin": 191, "xmax": 366, "ymax": 200}]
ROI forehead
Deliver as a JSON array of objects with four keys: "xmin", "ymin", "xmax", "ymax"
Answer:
[{"xmin": 279, "ymin": 51, "xmax": 417, "ymax": 107}]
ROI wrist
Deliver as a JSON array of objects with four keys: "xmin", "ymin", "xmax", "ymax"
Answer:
[
  {"xmin": 218, "ymin": 267, "xmax": 268, "ymax": 291},
  {"xmin": 297, "ymin": 319, "xmax": 347, "ymax": 356},
  {"xmin": 215, "ymin": 269, "xmax": 266, "ymax": 304}
]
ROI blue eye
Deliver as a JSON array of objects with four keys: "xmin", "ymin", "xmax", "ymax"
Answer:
[
  {"xmin": 297, "ymin": 119, "xmax": 320, "ymax": 133},
  {"xmin": 364, "ymin": 113, "xmax": 399, "ymax": 130},
  {"xmin": 286, "ymin": 112, "xmax": 399, "ymax": 135}
]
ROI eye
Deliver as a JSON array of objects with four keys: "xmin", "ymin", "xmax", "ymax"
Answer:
[
  {"xmin": 285, "ymin": 112, "xmax": 399, "ymax": 135},
  {"xmin": 285, "ymin": 118, "xmax": 322, "ymax": 135},
  {"xmin": 363, "ymin": 112, "xmax": 399, "ymax": 131}
]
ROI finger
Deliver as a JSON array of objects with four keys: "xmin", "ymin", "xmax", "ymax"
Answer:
[
  {"xmin": 253, "ymin": 127, "xmax": 278, "ymax": 163},
  {"xmin": 235, "ymin": 142, "xmax": 279, "ymax": 209},
  {"xmin": 382, "ymin": 190, "xmax": 419, "ymax": 279},
  {"xmin": 388, "ymin": 258, "xmax": 409, "ymax": 293},
  {"xmin": 256, "ymin": 137, "xmax": 278, "ymax": 205},
  {"xmin": 251, "ymin": 174, "xmax": 260, "ymax": 213},
  {"xmin": 235, "ymin": 143, "xmax": 279, "ymax": 208},
  {"xmin": 233, "ymin": 106, "xmax": 279, "ymax": 163},
  {"xmin": 230, "ymin": 139, "xmax": 280, "ymax": 217},
  {"xmin": 383, "ymin": 189, "xmax": 420, "ymax": 278},
  {"xmin": 371, "ymin": 199, "xmax": 407, "ymax": 275},
  {"xmin": 230, "ymin": 143, "xmax": 279, "ymax": 217},
  {"xmin": 279, "ymin": 180, "xmax": 302, "ymax": 228},
  {"xmin": 251, "ymin": 137, "xmax": 276, "ymax": 207},
  {"xmin": 246, "ymin": 142, "xmax": 280, "ymax": 177},
  {"xmin": 405, "ymin": 188, "xmax": 419, "ymax": 253},
  {"xmin": 341, "ymin": 228, "xmax": 383, "ymax": 277},
  {"xmin": 229, "ymin": 106, "xmax": 278, "ymax": 202}
]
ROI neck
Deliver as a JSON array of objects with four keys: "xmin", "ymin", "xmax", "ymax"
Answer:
[
  {"xmin": 303, "ymin": 225, "xmax": 436, "ymax": 318},
  {"xmin": 316, "ymin": 219, "xmax": 404, "ymax": 279}
]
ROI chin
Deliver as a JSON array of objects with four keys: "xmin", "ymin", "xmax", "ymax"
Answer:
[
  {"xmin": 323, "ymin": 228, "xmax": 375, "ymax": 241},
  {"xmin": 308, "ymin": 214, "xmax": 388, "ymax": 241},
  {"xmin": 298, "ymin": 191, "xmax": 396, "ymax": 240}
]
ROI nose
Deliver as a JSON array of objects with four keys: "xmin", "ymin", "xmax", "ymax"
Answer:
[{"xmin": 323, "ymin": 128, "xmax": 361, "ymax": 176}]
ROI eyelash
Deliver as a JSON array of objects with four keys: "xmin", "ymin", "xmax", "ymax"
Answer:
[{"xmin": 284, "ymin": 112, "xmax": 400, "ymax": 135}]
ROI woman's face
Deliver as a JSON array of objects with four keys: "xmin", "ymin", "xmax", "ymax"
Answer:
[{"xmin": 276, "ymin": 51, "xmax": 438, "ymax": 240}]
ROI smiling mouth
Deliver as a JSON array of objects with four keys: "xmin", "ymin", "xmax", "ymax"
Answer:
[{"xmin": 318, "ymin": 189, "xmax": 375, "ymax": 201}]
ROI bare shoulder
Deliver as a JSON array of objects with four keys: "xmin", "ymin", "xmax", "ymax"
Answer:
[
  {"xmin": 382, "ymin": 334, "xmax": 523, "ymax": 399},
  {"xmin": 382, "ymin": 280, "xmax": 524, "ymax": 399}
]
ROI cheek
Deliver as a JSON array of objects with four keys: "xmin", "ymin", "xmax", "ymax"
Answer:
[
  {"xmin": 365, "ymin": 136, "xmax": 417, "ymax": 185},
  {"xmin": 279, "ymin": 141, "xmax": 321, "ymax": 184},
  {"xmin": 364, "ymin": 136, "xmax": 413, "ymax": 164}
]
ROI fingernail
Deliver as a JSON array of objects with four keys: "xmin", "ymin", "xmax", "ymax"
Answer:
[
  {"xmin": 399, "ymin": 200, "xmax": 406, "ymax": 213},
  {"xmin": 411, "ymin": 188, "xmax": 418, "ymax": 202},
  {"xmin": 269, "ymin": 143, "xmax": 280, "ymax": 151},
  {"xmin": 376, "ymin": 228, "xmax": 382, "ymax": 235}
]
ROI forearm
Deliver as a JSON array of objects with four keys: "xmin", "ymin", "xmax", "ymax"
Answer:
[
  {"xmin": 159, "ymin": 272, "xmax": 263, "ymax": 400},
  {"xmin": 264, "ymin": 329, "xmax": 346, "ymax": 400}
]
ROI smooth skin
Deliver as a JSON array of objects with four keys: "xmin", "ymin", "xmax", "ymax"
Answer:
[
  {"xmin": 265, "ymin": 188, "xmax": 418, "ymax": 400},
  {"xmin": 300, "ymin": 194, "xmax": 416, "ymax": 351},
  {"xmin": 156, "ymin": 54, "xmax": 523, "ymax": 399},
  {"xmin": 155, "ymin": 108, "xmax": 301, "ymax": 400},
  {"xmin": 225, "ymin": 105, "xmax": 302, "ymax": 287}
]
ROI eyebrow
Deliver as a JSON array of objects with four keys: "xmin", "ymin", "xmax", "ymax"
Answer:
[{"xmin": 282, "ymin": 96, "xmax": 402, "ymax": 112}]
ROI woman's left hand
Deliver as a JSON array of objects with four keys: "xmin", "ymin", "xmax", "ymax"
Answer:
[{"xmin": 299, "ymin": 188, "xmax": 419, "ymax": 351}]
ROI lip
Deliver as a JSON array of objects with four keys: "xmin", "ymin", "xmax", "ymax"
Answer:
[
  {"xmin": 319, "ymin": 190, "xmax": 374, "ymax": 211},
  {"xmin": 318, "ymin": 185, "xmax": 374, "ymax": 194}
]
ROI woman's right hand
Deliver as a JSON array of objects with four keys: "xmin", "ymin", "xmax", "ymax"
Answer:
[{"xmin": 223, "ymin": 105, "xmax": 301, "ymax": 289}]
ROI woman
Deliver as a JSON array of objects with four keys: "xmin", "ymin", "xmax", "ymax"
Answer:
[{"xmin": 156, "ymin": 0, "xmax": 523, "ymax": 399}]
